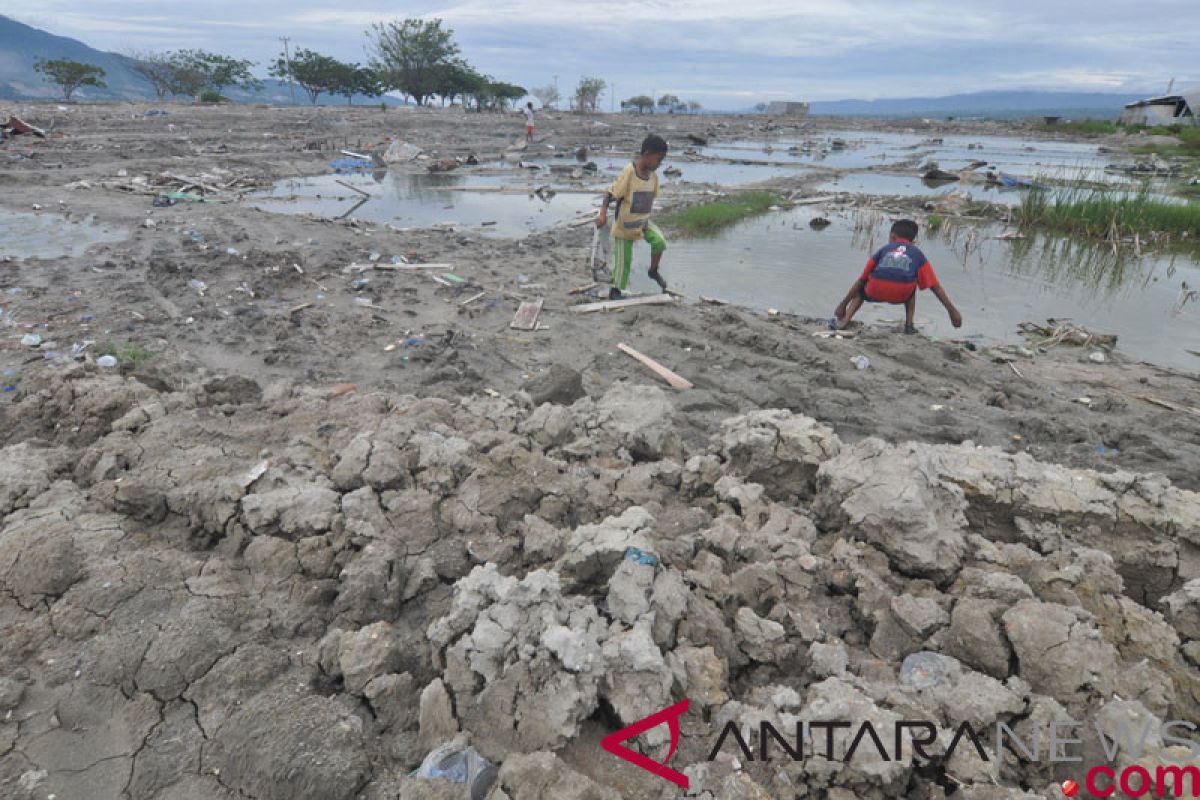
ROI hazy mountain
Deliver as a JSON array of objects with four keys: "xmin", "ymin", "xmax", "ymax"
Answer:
[
  {"xmin": 804, "ymin": 90, "xmax": 1144, "ymax": 119},
  {"xmin": 0, "ymin": 14, "xmax": 396, "ymax": 106}
]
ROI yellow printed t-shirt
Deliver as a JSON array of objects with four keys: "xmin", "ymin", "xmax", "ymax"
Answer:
[{"xmin": 608, "ymin": 162, "xmax": 660, "ymax": 241}]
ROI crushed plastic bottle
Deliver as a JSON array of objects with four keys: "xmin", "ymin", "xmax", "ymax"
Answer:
[
  {"xmin": 21, "ymin": 333, "xmax": 42, "ymax": 347},
  {"xmin": 416, "ymin": 741, "xmax": 497, "ymax": 800},
  {"xmin": 850, "ymin": 355, "xmax": 870, "ymax": 370},
  {"xmin": 900, "ymin": 651, "xmax": 954, "ymax": 690},
  {"xmin": 97, "ymin": 355, "xmax": 118, "ymax": 368}
]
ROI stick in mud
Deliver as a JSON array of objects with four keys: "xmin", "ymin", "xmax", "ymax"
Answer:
[
  {"xmin": 570, "ymin": 293, "xmax": 676, "ymax": 313},
  {"xmin": 617, "ymin": 343, "xmax": 694, "ymax": 389}
]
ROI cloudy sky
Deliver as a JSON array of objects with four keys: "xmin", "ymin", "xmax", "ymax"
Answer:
[{"xmin": 8, "ymin": 1, "xmax": 1199, "ymax": 108}]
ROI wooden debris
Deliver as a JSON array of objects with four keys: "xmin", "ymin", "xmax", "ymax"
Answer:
[
  {"xmin": 699, "ymin": 295, "xmax": 729, "ymax": 305},
  {"xmin": 329, "ymin": 383, "xmax": 357, "ymax": 398},
  {"xmin": 429, "ymin": 274, "xmax": 453, "ymax": 287},
  {"xmin": 288, "ymin": 302, "xmax": 313, "ymax": 314},
  {"xmin": 617, "ymin": 343, "xmax": 693, "ymax": 389},
  {"xmin": 340, "ymin": 149, "xmax": 372, "ymax": 161},
  {"xmin": 373, "ymin": 262, "xmax": 454, "ymax": 271},
  {"xmin": 1136, "ymin": 395, "xmax": 1200, "ymax": 418},
  {"xmin": 569, "ymin": 282, "xmax": 599, "ymax": 295},
  {"xmin": 570, "ymin": 293, "xmax": 675, "ymax": 314},
  {"xmin": 459, "ymin": 291, "xmax": 486, "ymax": 307},
  {"xmin": 510, "ymin": 298, "xmax": 545, "ymax": 330},
  {"xmin": 334, "ymin": 179, "xmax": 371, "ymax": 197}
]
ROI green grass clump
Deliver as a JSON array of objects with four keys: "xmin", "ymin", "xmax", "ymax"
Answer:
[
  {"xmin": 1127, "ymin": 125, "xmax": 1200, "ymax": 158},
  {"xmin": 659, "ymin": 192, "xmax": 785, "ymax": 235},
  {"xmin": 926, "ymin": 214, "xmax": 945, "ymax": 233},
  {"xmin": 1015, "ymin": 180, "xmax": 1200, "ymax": 240},
  {"xmin": 1044, "ymin": 120, "xmax": 1117, "ymax": 135},
  {"xmin": 99, "ymin": 341, "xmax": 153, "ymax": 367}
]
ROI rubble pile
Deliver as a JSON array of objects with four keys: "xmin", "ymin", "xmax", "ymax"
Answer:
[{"xmin": 1, "ymin": 365, "xmax": 1197, "ymax": 799}]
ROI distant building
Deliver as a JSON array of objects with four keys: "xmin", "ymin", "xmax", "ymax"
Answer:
[
  {"xmin": 1121, "ymin": 88, "xmax": 1199, "ymax": 126},
  {"xmin": 763, "ymin": 101, "xmax": 810, "ymax": 116}
]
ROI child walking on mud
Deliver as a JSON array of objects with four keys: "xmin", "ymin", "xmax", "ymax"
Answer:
[
  {"xmin": 832, "ymin": 219, "xmax": 962, "ymax": 333},
  {"xmin": 596, "ymin": 135, "xmax": 669, "ymax": 299}
]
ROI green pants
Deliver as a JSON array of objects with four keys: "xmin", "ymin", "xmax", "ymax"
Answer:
[{"xmin": 612, "ymin": 223, "xmax": 667, "ymax": 291}]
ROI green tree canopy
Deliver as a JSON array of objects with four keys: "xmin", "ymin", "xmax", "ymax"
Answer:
[
  {"xmin": 270, "ymin": 48, "xmax": 345, "ymax": 105},
  {"xmin": 622, "ymin": 95, "xmax": 654, "ymax": 114},
  {"xmin": 34, "ymin": 58, "xmax": 106, "ymax": 101},
  {"xmin": 170, "ymin": 50, "xmax": 260, "ymax": 97},
  {"xmin": 657, "ymin": 94, "xmax": 684, "ymax": 113},
  {"xmin": 367, "ymin": 18, "xmax": 460, "ymax": 106}
]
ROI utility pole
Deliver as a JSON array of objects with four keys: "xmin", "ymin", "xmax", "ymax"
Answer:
[
  {"xmin": 279, "ymin": 36, "xmax": 296, "ymax": 105},
  {"xmin": 553, "ymin": 74, "xmax": 558, "ymax": 108}
]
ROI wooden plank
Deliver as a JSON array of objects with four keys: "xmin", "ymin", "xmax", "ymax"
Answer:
[
  {"xmin": 617, "ymin": 343, "xmax": 693, "ymax": 389},
  {"xmin": 510, "ymin": 298, "xmax": 544, "ymax": 330},
  {"xmin": 569, "ymin": 282, "xmax": 598, "ymax": 295},
  {"xmin": 372, "ymin": 262, "xmax": 454, "ymax": 271},
  {"xmin": 334, "ymin": 179, "xmax": 371, "ymax": 197},
  {"xmin": 288, "ymin": 302, "xmax": 313, "ymax": 314},
  {"xmin": 570, "ymin": 293, "xmax": 675, "ymax": 314}
]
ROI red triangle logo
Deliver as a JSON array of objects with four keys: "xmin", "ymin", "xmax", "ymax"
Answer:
[{"xmin": 600, "ymin": 699, "xmax": 690, "ymax": 789}]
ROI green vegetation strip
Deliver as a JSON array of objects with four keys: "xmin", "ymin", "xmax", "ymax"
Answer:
[
  {"xmin": 659, "ymin": 192, "xmax": 786, "ymax": 235},
  {"xmin": 1015, "ymin": 182, "xmax": 1200, "ymax": 240}
]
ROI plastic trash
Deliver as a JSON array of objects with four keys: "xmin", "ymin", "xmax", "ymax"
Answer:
[
  {"xmin": 403, "ymin": 337, "xmax": 423, "ymax": 347},
  {"xmin": 352, "ymin": 297, "xmax": 373, "ymax": 307},
  {"xmin": 351, "ymin": 278, "xmax": 370, "ymax": 290},
  {"xmin": 21, "ymin": 333, "xmax": 42, "ymax": 347},
  {"xmin": 97, "ymin": 355, "xmax": 118, "ymax": 368},
  {"xmin": 330, "ymin": 158, "xmax": 374, "ymax": 173},
  {"xmin": 623, "ymin": 547, "xmax": 658, "ymax": 567},
  {"xmin": 850, "ymin": 355, "xmax": 870, "ymax": 370},
  {"xmin": 900, "ymin": 652, "xmax": 952, "ymax": 690},
  {"xmin": 188, "ymin": 278, "xmax": 207, "ymax": 294},
  {"xmin": 415, "ymin": 741, "xmax": 497, "ymax": 800},
  {"xmin": 1088, "ymin": 351, "xmax": 1107, "ymax": 363}
]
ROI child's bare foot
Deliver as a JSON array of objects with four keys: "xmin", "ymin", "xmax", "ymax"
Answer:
[
  {"xmin": 904, "ymin": 324, "xmax": 919, "ymax": 334},
  {"xmin": 648, "ymin": 269, "xmax": 667, "ymax": 291}
]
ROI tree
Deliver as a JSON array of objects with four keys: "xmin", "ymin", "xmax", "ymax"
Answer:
[
  {"xmin": 269, "ymin": 48, "xmax": 343, "ymax": 105},
  {"xmin": 754, "ymin": 102, "xmax": 768, "ymax": 113},
  {"xmin": 622, "ymin": 95, "xmax": 654, "ymax": 114},
  {"xmin": 657, "ymin": 94, "xmax": 684, "ymax": 114},
  {"xmin": 686, "ymin": 100, "xmax": 702, "ymax": 115},
  {"xmin": 170, "ymin": 50, "xmax": 259, "ymax": 98},
  {"xmin": 345, "ymin": 66, "xmax": 384, "ymax": 105},
  {"xmin": 199, "ymin": 52, "xmax": 261, "ymax": 95},
  {"xmin": 165, "ymin": 51, "xmax": 207, "ymax": 98},
  {"xmin": 574, "ymin": 76, "xmax": 605, "ymax": 115},
  {"xmin": 489, "ymin": 82, "xmax": 527, "ymax": 111},
  {"xmin": 367, "ymin": 18, "xmax": 460, "ymax": 106},
  {"xmin": 34, "ymin": 58, "xmax": 106, "ymax": 101},
  {"xmin": 532, "ymin": 84, "xmax": 560, "ymax": 109},
  {"xmin": 128, "ymin": 51, "xmax": 174, "ymax": 99},
  {"xmin": 429, "ymin": 60, "xmax": 477, "ymax": 107}
]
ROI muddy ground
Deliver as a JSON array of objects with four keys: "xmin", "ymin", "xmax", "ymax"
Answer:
[{"xmin": 1, "ymin": 103, "xmax": 1199, "ymax": 800}]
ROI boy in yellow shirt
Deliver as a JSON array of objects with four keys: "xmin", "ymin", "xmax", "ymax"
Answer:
[{"xmin": 595, "ymin": 135, "xmax": 669, "ymax": 299}]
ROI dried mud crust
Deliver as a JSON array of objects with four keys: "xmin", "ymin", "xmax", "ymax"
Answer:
[{"xmin": 0, "ymin": 369, "xmax": 1198, "ymax": 798}]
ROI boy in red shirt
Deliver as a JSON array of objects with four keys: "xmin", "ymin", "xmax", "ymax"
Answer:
[{"xmin": 833, "ymin": 219, "xmax": 962, "ymax": 334}]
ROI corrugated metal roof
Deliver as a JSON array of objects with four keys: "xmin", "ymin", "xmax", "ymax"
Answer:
[{"xmin": 1125, "ymin": 86, "xmax": 1200, "ymax": 113}]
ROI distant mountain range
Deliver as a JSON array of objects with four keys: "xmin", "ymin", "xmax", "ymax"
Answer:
[
  {"xmin": 0, "ymin": 14, "xmax": 397, "ymax": 106},
  {"xmin": 804, "ymin": 91, "xmax": 1144, "ymax": 119}
]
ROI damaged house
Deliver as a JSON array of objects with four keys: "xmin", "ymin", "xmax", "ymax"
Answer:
[{"xmin": 1121, "ymin": 87, "xmax": 1199, "ymax": 126}]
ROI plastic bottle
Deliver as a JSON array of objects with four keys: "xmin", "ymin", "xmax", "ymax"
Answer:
[{"xmin": 850, "ymin": 355, "xmax": 870, "ymax": 370}]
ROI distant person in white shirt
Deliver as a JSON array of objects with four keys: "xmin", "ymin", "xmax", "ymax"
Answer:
[{"xmin": 524, "ymin": 102, "xmax": 535, "ymax": 144}]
